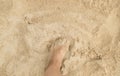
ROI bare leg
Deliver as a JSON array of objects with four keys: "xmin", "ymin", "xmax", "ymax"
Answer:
[{"xmin": 45, "ymin": 38, "xmax": 70, "ymax": 76}]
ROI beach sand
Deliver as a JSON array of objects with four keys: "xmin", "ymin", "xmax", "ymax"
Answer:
[{"xmin": 0, "ymin": 0, "xmax": 120, "ymax": 76}]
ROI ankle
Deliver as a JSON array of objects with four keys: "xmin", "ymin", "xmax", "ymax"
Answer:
[{"xmin": 48, "ymin": 59, "xmax": 61, "ymax": 69}]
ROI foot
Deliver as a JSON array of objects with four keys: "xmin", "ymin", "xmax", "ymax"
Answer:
[{"xmin": 48, "ymin": 38, "xmax": 70, "ymax": 68}]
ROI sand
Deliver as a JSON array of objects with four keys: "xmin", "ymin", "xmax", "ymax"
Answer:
[{"xmin": 0, "ymin": 0, "xmax": 120, "ymax": 76}]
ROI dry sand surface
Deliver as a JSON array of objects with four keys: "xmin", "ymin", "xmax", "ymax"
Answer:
[{"xmin": 0, "ymin": 0, "xmax": 120, "ymax": 76}]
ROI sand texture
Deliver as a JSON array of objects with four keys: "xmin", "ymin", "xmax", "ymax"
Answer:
[{"xmin": 0, "ymin": 0, "xmax": 120, "ymax": 76}]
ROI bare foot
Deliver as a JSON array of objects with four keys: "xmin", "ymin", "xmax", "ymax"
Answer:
[
  {"xmin": 45, "ymin": 38, "xmax": 70, "ymax": 76},
  {"xmin": 48, "ymin": 38, "xmax": 70, "ymax": 69}
]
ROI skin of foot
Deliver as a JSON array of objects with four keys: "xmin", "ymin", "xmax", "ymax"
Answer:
[{"xmin": 45, "ymin": 38, "xmax": 70, "ymax": 76}]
